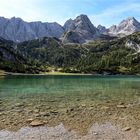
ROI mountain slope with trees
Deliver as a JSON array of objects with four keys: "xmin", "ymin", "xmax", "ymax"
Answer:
[
  {"xmin": 11, "ymin": 32, "xmax": 140, "ymax": 74},
  {"xmin": 0, "ymin": 32, "xmax": 140, "ymax": 74}
]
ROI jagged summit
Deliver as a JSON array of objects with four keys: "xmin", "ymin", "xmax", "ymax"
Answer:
[
  {"xmin": 124, "ymin": 17, "xmax": 137, "ymax": 22},
  {"xmin": 108, "ymin": 17, "xmax": 140, "ymax": 36},
  {"xmin": 63, "ymin": 14, "xmax": 100, "ymax": 43},
  {"xmin": 0, "ymin": 16, "xmax": 64, "ymax": 42},
  {"xmin": 0, "ymin": 15, "xmax": 140, "ymax": 42},
  {"xmin": 64, "ymin": 14, "xmax": 98, "ymax": 33},
  {"xmin": 97, "ymin": 25, "xmax": 107, "ymax": 34}
]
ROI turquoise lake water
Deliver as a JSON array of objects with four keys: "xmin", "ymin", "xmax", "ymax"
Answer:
[
  {"xmin": 0, "ymin": 75, "xmax": 140, "ymax": 101},
  {"xmin": 0, "ymin": 75, "xmax": 140, "ymax": 133}
]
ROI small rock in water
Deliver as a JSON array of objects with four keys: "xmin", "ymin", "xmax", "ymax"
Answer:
[
  {"xmin": 49, "ymin": 100, "xmax": 56, "ymax": 102},
  {"xmin": 1, "ymin": 119, "xmax": 5, "ymax": 122},
  {"xmin": 81, "ymin": 104, "xmax": 86, "ymax": 107},
  {"xmin": 94, "ymin": 132, "xmax": 98, "ymax": 135},
  {"xmin": 117, "ymin": 105, "xmax": 126, "ymax": 108},
  {"xmin": 50, "ymin": 111, "xmax": 58, "ymax": 115},
  {"xmin": 122, "ymin": 127, "xmax": 131, "ymax": 131},
  {"xmin": 119, "ymin": 102, "xmax": 124, "ymax": 105},
  {"xmin": 40, "ymin": 112, "xmax": 50, "ymax": 116},
  {"xmin": 34, "ymin": 109, "xmax": 40, "ymax": 113},
  {"xmin": 101, "ymin": 106, "xmax": 110, "ymax": 110},
  {"xmin": 16, "ymin": 109, "xmax": 23, "ymax": 113},
  {"xmin": 70, "ymin": 108, "xmax": 74, "ymax": 112},
  {"xmin": 46, "ymin": 106, "xmax": 51, "ymax": 109},
  {"xmin": 26, "ymin": 118, "xmax": 34, "ymax": 123},
  {"xmin": 0, "ymin": 109, "xmax": 5, "ymax": 112},
  {"xmin": 35, "ymin": 114, "xmax": 41, "ymax": 117},
  {"xmin": 0, "ymin": 112, "xmax": 4, "ymax": 116},
  {"xmin": 30, "ymin": 120, "xmax": 44, "ymax": 126},
  {"xmin": 89, "ymin": 107, "xmax": 94, "ymax": 110},
  {"xmin": 15, "ymin": 103, "xmax": 24, "ymax": 107},
  {"xmin": 43, "ymin": 121, "xmax": 48, "ymax": 124}
]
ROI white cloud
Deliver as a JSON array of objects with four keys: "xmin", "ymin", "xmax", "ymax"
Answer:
[
  {"xmin": 0, "ymin": 0, "xmax": 140, "ymax": 27},
  {"xmin": 90, "ymin": 2, "xmax": 140, "ymax": 27},
  {"xmin": 0, "ymin": 0, "xmax": 47, "ymax": 21}
]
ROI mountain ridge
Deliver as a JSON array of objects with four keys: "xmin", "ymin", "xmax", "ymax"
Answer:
[
  {"xmin": 0, "ymin": 16, "xmax": 64, "ymax": 42},
  {"xmin": 0, "ymin": 15, "xmax": 140, "ymax": 43},
  {"xmin": 108, "ymin": 17, "xmax": 140, "ymax": 36}
]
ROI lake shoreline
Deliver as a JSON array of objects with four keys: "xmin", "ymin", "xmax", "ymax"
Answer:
[
  {"xmin": 0, "ymin": 70, "xmax": 140, "ymax": 76},
  {"xmin": 0, "ymin": 123, "xmax": 139, "ymax": 140},
  {"xmin": 0, "ymin": 70, "xmax": 92, "ymax": 76},
  {"xmin": 0, "ymin": 75, "xmax": 140, "ymax": 139}
]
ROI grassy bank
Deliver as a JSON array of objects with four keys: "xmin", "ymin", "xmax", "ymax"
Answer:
[
  {"xmin": 42, "ymin": 71, "xmax": 92, "ymax": 75},
  {"xmin": 0, "ymin": 70, "xmax": 6, "ymax": 75},
  {"xmin": 2, "ymin": 71, "xmax": 92, "ymax": 76}
]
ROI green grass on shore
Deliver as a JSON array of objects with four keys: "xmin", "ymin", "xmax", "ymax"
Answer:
[
  {"xmin": 0, "ymin": 70, "xmax": 6, "ymax": 75},
  {"xmin": 0, "ymin": 70, "xmax": 91, "ymax": 76},
  {"xmin": 41, "ymin": 71, "xmax": 91, "ymax": 75}
]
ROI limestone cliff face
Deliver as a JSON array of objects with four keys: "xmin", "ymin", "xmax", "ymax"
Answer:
[
  {"xmin": 62, "ymin": 31, "xmax": 85, "ymax": 44},
  {"xmin": 97, "ymin": 25, "xmax": 108, "ymax": 34},
  {"xmin": 63, "ymin": 14, "xmax": 100, "ymax": 43},
  {"xmin": 0, "ymin": 17, "xmax": 64, "ymax": 42},
  {"xmin": 0, "ymin": 15, "xmax": 140, "ymax": 43},
  {"xmin": 108, "ymin": 17, "xmax": 140, "ymax": 36}
]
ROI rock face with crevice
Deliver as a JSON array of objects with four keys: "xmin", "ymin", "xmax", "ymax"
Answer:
[
  {"xmin": 63, "ymin": 14, "xmax": 100, "ymax": 43},
  {"xmin": 108, "ymin": 17, "xmax": 140, "ymax": 36},
  {"xmin": 97, "ymin": 25, "xmax": 108, "ymax": 34},
  {"xmin": 0, "ymin": 17, "xmax": 64, "ymax": 42},
  {"xmin": 0, "ymin": 15, "xmax": 140, "ymax": 43}
]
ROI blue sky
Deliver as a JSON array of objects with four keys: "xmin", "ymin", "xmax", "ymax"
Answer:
[{"xmin": 0, "ymin": 0, "xmax": 140, "ymax": 27}]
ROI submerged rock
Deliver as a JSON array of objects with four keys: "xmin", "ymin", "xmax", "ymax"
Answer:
[
  {"xmin": 101, "ymin": 106, "xmax": 110, "ymax": 110},
  {"xmin": 26, "ymin": 118, "xmax": 34, "ymax": 123},
  {"xmin": 117, "ymin": 105, "xmax": 126, "ymax": 108},
  {"xmin": 50, "ymin": 111, "xmax": 59, "ymax": 115},
  {"xmin": 15, "ymin": 103, "xmax": 24, "ymax": 107},
  {"xmin": 40, "ymin": 112, "xmax": 50, "ymax": 116},
  {"xmin": 122, "ymin": 127, "xmax": 131, "ymax": 131},
  {"xmin": 30, "ymin": 120, "xmax": 44, "ymax": 127}
]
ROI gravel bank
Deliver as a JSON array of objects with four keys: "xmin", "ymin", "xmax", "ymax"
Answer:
[{"xmin": 0, "ymin": 123, "xmax": 140, "ymax": 140}]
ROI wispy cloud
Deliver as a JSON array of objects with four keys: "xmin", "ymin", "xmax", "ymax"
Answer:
[
  {"xmin": 90, "ymin": 1, "xmax": 140, "ymax": 27},
  {"xmin": 0, "ymin": 0, "xmax": 140, "ymax": 27},
  {"xmin": 0, "ymin": 0, "xmax": 47, "ymax": 21}
]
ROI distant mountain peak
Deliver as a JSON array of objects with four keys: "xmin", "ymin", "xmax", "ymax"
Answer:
[
  {"xmin": 120, "ymin": 17, "xmax": 139, "ymax": 25},
  {"xmin": 0, "ymin": 16, "xmax": 64, "ymax": 42},
  {"xmin": 97, "ymin": 25, "xmax": 107, "ymax": 34},
  {"xmin": 0, "ymin": 15, "xmax": 140, "ymax": 43},
  {"xmin": 10, "ymin": 17, "xmax": 23, "ymax": 21},
  {"xmin": 126, "ymin": 17, "xmax": 136, "ymax": 21},
  {"xmin": 108, "ymin": 17, "xmax": 140, "ymax": 36},
  {"xmin": 76, "ymin": 14, "xmax": 89, "ymax": 20},
  {"xmin": 63, "ymin": 14, "xmax": 100, "ymax": 43}
]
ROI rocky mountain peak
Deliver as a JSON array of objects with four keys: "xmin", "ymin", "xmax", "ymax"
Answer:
[
  {"xmin": 108, "ymin": 17, "xmax": 140, "ymax": 36},
  {"xmin": 63, "ymin": 14, "xmax": 100, "ymax": 43},
  {"xmin": 119, "ymin": 17, "xmax": 139, "ymax": 27},
  {"xmin": 0, "ymin": 15, "xmax": 140, "ymax": 43},
  {"xmin": 124, "ymin": 17, "xmax": 137, "ymax": 22},
  {"xmin": 0, "ymin": 16, "xmax": 64, "ymax": 42},
  {"xmin": 97, "ymin": 25, "xmax": 107, "ymax": 34},
  {"xmin": 74, "ymin": 14, "xmax": 97, "ymax": 33},
  {"xmin": 75, "ymin": 14, "xmax": 89, "ymax": 21},
  {"xmin": 64, "ymin": 14, "xmax": 97, "ymax": 31},
  {"xmin": 10, "ymin": 17, "xmax": 22, "ymax": 20}
]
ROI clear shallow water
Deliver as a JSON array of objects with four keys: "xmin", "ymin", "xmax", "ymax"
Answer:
[
  {"xmin": 0, "ymin": 75, "xmax": 140, "ymax": 134},
  {"xmin": 0, "ymin": 75, "xmax": 140, "ymax": 101}
]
